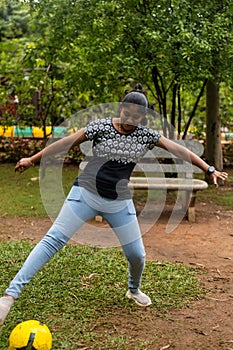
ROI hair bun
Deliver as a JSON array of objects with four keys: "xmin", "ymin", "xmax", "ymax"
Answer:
[{"xmin": 134, "ymin": 83, "xmax": 143, "ymax": 92}]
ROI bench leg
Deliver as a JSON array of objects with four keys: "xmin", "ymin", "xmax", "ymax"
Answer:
[
  {"xmin": 187, "ymin": 191, "xmax": 197, "ymax": 223},
  {"xmin": 179, "ymin": 190, "xmax": 196, "ymax": 222},
  {"xmin": 95, "ymin": 215, "xmax": 103, "ymax": 223}
]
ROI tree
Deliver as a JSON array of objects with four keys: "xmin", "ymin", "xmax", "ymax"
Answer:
[
  {"xmin": 204, "ymin": 0, "xmax": 233, "ymax": 170},
  {"xmin": 0, "ymin": 1, "xmax": 31, "ymax": 125},
  {"xmin": 206, "ymin": 79, "xmax": 222, "ymax": 169},
  {"xmin": 0, "ymin": 0, "xmax": 30, "ymax": 41},
  {"xmin": 0, "ymin": 1, "xmax": 83, "ymax": 138},
  {"xmin": 2, "ymin": 0, "xmax": 233, "ymax": 158},
  {"xmin": 29, "ymin": 1, "xmax": 233, "ymax": 130}
]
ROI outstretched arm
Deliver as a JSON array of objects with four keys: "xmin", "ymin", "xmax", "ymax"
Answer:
[
  {"xmin": 15, "ymin": 128, "xmax": 87, "ymax": 173},
  {"xmin": 156, "ymin": 135, "xmax": 228, "ymax": 187}
]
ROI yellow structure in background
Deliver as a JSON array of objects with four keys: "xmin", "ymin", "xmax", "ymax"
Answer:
[
  {"xmin": 32, "ymin": 126, "xmax": 52, "ymax": 138},
  {"xmin": 0, "ymin": 126, "xmax": 14, "ymax": 137},
  {"xmin": 0, "ymin": 126, "xmax": 68, "ymax": 138}
]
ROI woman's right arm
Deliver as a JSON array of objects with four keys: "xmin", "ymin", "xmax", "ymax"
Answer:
[{"xmin": 15, "ymin": 128, "xmax": 87, "ymax": 173}]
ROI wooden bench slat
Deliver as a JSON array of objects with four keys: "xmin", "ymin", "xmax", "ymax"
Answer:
[
  {"xmin": 133, "ymin": 163, "xmax": 203, "ymax": 173},
  {"xmin": 129, "ymin": 177, "xmax": 208, "ymax": 190}
]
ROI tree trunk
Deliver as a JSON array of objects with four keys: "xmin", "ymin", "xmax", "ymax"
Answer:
[
  {"xmin": 182, "ymin": 79, "xmax": 207, "ymax": 139},
  {"xmin": 205, "ymin": 79, "xmax": 223, "ymax": 170}
]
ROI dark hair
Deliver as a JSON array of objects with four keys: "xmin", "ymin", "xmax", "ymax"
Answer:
[{"xmin": 122, "ymin": 83, "xmax": 149, "ymax": 108}]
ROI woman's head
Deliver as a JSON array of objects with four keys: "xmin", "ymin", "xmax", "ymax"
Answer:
[
  {"xmin": 122, "ymin": 83, "xmax": 149, "ymax": 109},
  {"xmin": 119, "ymin": 84, "xmax": 149, "ymax": 129}
]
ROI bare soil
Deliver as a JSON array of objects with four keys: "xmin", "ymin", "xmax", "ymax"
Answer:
[{"xmin": 0, "ymin": 194, "xmax": 232, "ymax": 349}]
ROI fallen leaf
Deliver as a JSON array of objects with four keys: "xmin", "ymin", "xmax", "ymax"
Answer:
[
  {"xmin": 160, "ymin": 345, "xmax": 171, "ymax": 350},
  {"xmin": 30, "ymin": 177, "xmax": 39, "ymax": 181}
]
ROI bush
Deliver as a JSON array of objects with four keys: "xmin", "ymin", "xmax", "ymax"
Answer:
[{"xmin": 0, "ymin": 136, "xmax": 83, "ymax": 163}]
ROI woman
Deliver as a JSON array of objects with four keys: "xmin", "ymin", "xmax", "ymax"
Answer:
[{"xmin": 0, "ymin": 84, "xmax": 228, "ymax": 324}]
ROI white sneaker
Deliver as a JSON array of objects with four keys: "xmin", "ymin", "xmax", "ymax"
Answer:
[
  {"xmin": 126, "ymin": 289, "xmax": 152, "ymax": 307},
  {"xmin": 0, "ymin": 296, "xmax": 14, "ymax": 324}
]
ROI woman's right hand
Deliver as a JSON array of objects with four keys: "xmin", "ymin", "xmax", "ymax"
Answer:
[{"xmin": 15, "ymin": 158, "xmax": 34, "ymax": 173}]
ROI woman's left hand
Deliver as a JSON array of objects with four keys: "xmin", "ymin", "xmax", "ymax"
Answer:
[
  {"xmin": 15, "ymin": 158, "xmax": 34, "ymax": 173},
  {"xmin": 211, "ymin": 170, "xmax": 228, "ymax": 187}
]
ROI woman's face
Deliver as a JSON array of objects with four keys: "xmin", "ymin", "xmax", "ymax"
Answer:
[{"xmin": 119, "ymin": 104, "xmax": 145, "ymax": 131}]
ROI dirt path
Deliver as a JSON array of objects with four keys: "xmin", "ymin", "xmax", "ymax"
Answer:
[
  {"xmin": 143, "ymin": 206, "xmax": 233, "ymax": 349},
  {"xmin": 0, "ymin": 201, "xmax": 232, "ymax": 349}
]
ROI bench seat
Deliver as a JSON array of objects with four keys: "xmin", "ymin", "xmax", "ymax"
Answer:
[{"xmin": 129, "ymin": 176, "xmax": 208, "ymax": 191}]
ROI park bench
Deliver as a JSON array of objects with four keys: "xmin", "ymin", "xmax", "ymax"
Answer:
[{"xmin": 79, "ymin": 139, "xmax": 208, "ymax": 223}]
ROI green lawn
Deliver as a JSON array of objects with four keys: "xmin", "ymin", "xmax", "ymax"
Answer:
[
  {"xmin": 1, "ymin": 163, "xmax": 232, "ymax": 349},
  {"xmin": 0, "ymin": 242, "xmax": 203, "ymax": 350},
  {"xmin": 0, "ymin": 163, "xmax": 232, "ymax": 216},
  {"xmin": 0, "ymin": 163, "xmax": 78, "ymax": 217}
]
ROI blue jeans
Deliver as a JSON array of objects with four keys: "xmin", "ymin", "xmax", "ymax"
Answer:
[{"xmin": 5, "ymin": 186, "xmax": 146, "ymax": 299}]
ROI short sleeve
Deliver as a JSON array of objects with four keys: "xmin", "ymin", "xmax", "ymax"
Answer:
[
  {"xmin": 84, "ymin": 119, "xmax": 103, "ymax": 140},
  {"xmin": 142, "ymin": 127, "xmax": 161, "ymax": 149},
  {"xmin": 151, "ymin": 129, "xmax": 161, "ymax": 144}
]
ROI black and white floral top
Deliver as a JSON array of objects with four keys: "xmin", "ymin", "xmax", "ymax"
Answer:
[{"xmin": 74, "ymin": 117, "xmax": 161, "ymax": 199}]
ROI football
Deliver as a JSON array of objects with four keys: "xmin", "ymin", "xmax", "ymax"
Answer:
[{"xmin": 9, "ymin": 319, "xmax": 52, "ymax": 350}]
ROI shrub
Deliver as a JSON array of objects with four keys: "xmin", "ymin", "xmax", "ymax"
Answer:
[{"xmin": 0, "ymin": 136, "xmax": 83, "ymax": 163}]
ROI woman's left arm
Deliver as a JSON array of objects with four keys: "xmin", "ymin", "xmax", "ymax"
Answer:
[{"xmin": 156, "ymin": 136, "xmax": 228, "ymax": 187}]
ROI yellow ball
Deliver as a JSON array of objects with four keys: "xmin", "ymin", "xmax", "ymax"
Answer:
[{"xmin": 9, "ymin": 320, "xmax": 52, "ymax": 350}]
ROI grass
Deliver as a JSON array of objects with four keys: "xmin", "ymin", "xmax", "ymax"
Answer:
[
  {"xmin": 194, "ymin": 166, "xmax": 233, "ymax": 208},
  {"xmin": 0, "ymin": 163, "xmax": 232, "ymax": 216},
  {"xmin": 0, "ymin": 241, "xmax": 203, "ymax": 349},
  {"xmin": 1, "ymin": 163, "xmax": 232, "ymax": 349},
  {"xmin": 197, "ymin": 182, "xmax": 233, "ymax": 207},
  {"xmin": 0, "ymin": 163, "xmax": 79, "ymax": 217}
]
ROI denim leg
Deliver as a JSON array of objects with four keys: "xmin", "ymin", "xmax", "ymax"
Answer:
[
  {"xmin": 103, "ymin": 200, "xmax": 146, "ymax": 292},
  {"xmin": 5, "ymin": 186, "xmax": 98, "ymax": 299},
  {"xmin": 5, "ymin": 228, "xmax": 70, "ymax": 299},
  {"xmin": 121, "ymin": 238, "xmax": 146, "ymax": 292}
]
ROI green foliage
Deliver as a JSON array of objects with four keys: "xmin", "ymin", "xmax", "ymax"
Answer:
[
  {"xmin": 0, "ymin": 0, "xmax": 31, "ymax": 40},
  {"xmin": 0, "ymin": 0, "xmax": 233, "ymax": 137},
  {"xmin": 24, "ymin": 1, "xmax": 233, "ymax": 121},
  {"xmin": 0, "ymin": 136, "xmax": 83, "ymax": 163},
  {"xmin": 0, "ymin": 241, "xmax": 203, "ymax": 349}
]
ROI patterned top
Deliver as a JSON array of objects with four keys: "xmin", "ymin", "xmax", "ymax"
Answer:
[{"xmin": 75, "ymin": 117, "xmax": 161, "ymax": 199}]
